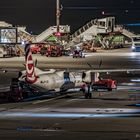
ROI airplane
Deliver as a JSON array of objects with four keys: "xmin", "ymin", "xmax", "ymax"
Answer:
[
  {"xmin": 18, "ymin": 43, "xmax": 99, "ymax": 92},
  {"xmin": 17, "ymin": 43, "xmax": 140, "ymax": 93}
]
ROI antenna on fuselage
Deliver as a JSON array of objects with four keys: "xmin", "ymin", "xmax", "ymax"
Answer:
[
  {"xmin": 99, "ymin": 59, "xmax": 102, "ymax": 68},
  {"xmin": 87, "ymin": 59, "xmax": 103, "ymax": 69},
  {"xmin": 87, "ymin": 62, "xmax": 93, "ymax": 69}
]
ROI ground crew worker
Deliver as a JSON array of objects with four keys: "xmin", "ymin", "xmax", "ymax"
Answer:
[
  {"xmin": 83, "ymin": 82, "xmax": 92, "ymax": 99},
  {"xmin": 87, "ymin": 82, "xmax": 92, "ymax": 99}
]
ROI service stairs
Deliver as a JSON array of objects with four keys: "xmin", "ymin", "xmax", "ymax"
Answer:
[
  {"xmin": 114, "ymin": 25, "xmax": 136, "ymax": 39},
  {"xmin": 71, "ymin": 19, "xmax": 98, "ymax": 41},
  {"xmin": 35, "ymin": 25, "xmax": 70, "ymax": 42},
  {"xmin": 66, "ymin": 24, "xmax": 137, "ymax": 50},
  {"xmin": 17, "ymin": 27, "xmax": 35, "ymax": 54},
  {"xmin": 65, "ymin": 19, "xmax": 99, "ymax": 49},
  {"xmin": 35, "ymin": 26, "xmax": 55, "ymax": 42},
  {"xmin": 18, "ymin": 27, "xmax": 35, "ymax": 42},
  {"xmin": 122, "ymin": 28, "xmax": 136, "ymax": 38},
  {"xmin": 98, "ymin": 37, "xmax": 109, "ymax": 49},
  {"xmin": 66, "ymin": 17, "xmax": 114, "ymax": 49}
]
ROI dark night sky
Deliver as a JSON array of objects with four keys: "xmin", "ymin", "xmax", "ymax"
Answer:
[{"xmin": 0, "ymin": 0, "xmax": 140, "ymax": 34}]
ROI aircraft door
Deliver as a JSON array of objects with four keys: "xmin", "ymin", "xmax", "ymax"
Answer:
[
  {"xmin": 60, "ymin": 72, "xmax": 74, "ymax": 91},
  {"xmin": 107, "ymin": 17, "xmax": 115, "ymax": 32},
  {"xmin": 64, "ymin": 72, "xmax": 70, "ymax": 83}
]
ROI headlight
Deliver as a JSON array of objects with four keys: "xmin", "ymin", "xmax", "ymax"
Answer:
[{"xmin": 132, "ymin": 46, "xmax": 135, "ymax": 50}]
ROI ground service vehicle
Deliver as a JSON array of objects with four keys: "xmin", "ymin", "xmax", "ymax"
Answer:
[
  {"xmin": 92, "ymin": 79, "xmax": 117, "ymax": 91},
  {"xmin": 0, "ymin": 45, "xmax": 17, "ymax": 57},
  {"xmin": 8, "ymin": 78, "xmax": 40, "ymax": 102},
  {"xmin": 0, "ymin": 78, "xmax": 22, "ymax": 102},
  {"xmin": 73, "ymin": 50, "xmax": 85, "ymax": 58},
  {"xmin": 30, "ymin": 44, "xmax": 42, "ymax": 54},
  {"xmin": 131, "ymin": 36, "xmax": 140, "ymax": 52},
  {"xmin": 40, "ymin": 47, "xmax": 47, "ymax": 55},
  {"xmin": 46, "ymin": 45, "xmax": 62, "ymax": 57},
  {"xmin": 62, "ymin": 49, "xmax": 71, "ymax": 56},
  {"xmin": 0, "ymin": 47, "xmax": 8, "ymax": 57},
  {"xmin": 9, "ymin": 78, "xmax": 23, "ymax": 101}
]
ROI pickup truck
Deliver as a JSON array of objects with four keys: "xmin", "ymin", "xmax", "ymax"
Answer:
[{"xmin": 92, "ymin": 79, "xmax": 117, "ymax": 91}]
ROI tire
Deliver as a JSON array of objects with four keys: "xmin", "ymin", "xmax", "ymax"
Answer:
[
  {"xmin": 85, "ymin": 94, "xmax": 88, "ymax": 99},
  {"xmin": 108, "ymin": 88, "xmax": 112, "ymax": 91},
  {"xmin": 93, "ymin": 88, "xmax": 97, "ymax": 91},
  {"xmin": 7, "ymin": 96, "xmax": 16, "ymax": 102},
  {"xmin": 88, "ymin": 93, "xmax": 92, "ymax": 99},
  {"xmin": 33, "ymin": 51, "xmax": 37, "ymax": 54}
]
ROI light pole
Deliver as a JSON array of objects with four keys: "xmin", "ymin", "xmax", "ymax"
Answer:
[{"xmin": 56, "ymin": 0, "xmax": 60, "ymax": 33}]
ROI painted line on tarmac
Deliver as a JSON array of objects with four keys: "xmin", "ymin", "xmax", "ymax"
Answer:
[{"xmin": 1, "ymin": 112, "xmax": 140, "ymax": 118}]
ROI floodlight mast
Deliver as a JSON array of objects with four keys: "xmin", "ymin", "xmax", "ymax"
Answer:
[{"xmin": 56, "ymin": 0, "xmax": 60, "ymax": 33}]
